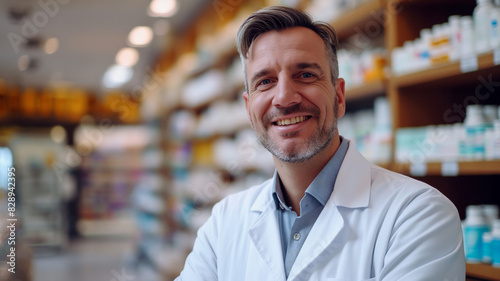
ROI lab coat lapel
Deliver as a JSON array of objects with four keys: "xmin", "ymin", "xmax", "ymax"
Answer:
[
  {"xmin": 287, "ymin": 198, "xmax": 346, "ymax": 280},
  {"xmin": 288, "ymin": 142, "xmax": 372, "ymax": 281},
  {"xmin": 248, "ymin": 186, "xmax": 287, "ymax": 280}
]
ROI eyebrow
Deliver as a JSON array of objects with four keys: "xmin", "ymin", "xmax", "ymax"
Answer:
[
  {"xmin": 249, "ymin": 62, "xmax": 325, "ymax": 89},
  {"xmin": 296, "ymin": 62, "xmax": 324, "ymax": 74},
  {"xmin": 249, "ymin": 69, "xmax": 271, "ymax": 90}
]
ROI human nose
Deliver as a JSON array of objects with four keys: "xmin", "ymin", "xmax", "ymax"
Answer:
[{"xmin": 272, "ymin": 77, "xmax": 301, "ymax": 108}]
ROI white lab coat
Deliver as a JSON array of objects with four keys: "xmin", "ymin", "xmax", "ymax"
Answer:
[{"xmin": 176, "ymin": 141, "xmax": 465, "ymax": 281}]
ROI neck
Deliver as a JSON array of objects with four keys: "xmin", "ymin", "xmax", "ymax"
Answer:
[{"xmin": 275, "ymin": 135, "xmax": 341, "ymax": 215}]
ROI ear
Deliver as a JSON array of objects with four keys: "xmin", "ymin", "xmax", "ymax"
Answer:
[
  {"xmin": 335, "ymin": 78, "xmax": 346, "ymax": 118},
  {"xmin": 242, "ymin": 91, "xmax": 254, "ymax": 129}
]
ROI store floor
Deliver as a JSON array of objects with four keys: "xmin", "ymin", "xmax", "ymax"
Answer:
[{"xmin": 34, "ymin": 237, "xmax": 135, "ymax": 281}]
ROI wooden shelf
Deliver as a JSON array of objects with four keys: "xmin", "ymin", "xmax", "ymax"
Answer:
[
  {"xmin": 391, "ymin": 52, "xmax": 500, "ymax": 89},
  {"xmin": 330, "ymin": 0, "xmax": 384, "ymax": 40},
  {"xmin": 346, "ymin": 79, "xmax": 386, "ymax": 101},
  {"xmin": 394, "ymin": 160, "xmax": 500, "ymax": 176},
  {"xmin": 466, "ymin": 263, "xmax": 500, "ymax": 281}
]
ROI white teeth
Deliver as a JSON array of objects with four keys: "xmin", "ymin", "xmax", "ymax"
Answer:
[{"xmin": 276, "ymin": 116, "xmax": 307, "ymax": 126}]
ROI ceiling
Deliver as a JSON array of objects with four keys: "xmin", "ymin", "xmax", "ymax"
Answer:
[{"xmin": 0, "ymin": 0, "xmax": 210, "ymax": 94}]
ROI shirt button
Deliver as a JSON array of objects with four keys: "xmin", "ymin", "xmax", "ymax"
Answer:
[
  {"xmin": 293, "ymin": 232, "xmax": 300, "ymax": 241},
  {"xmin": 279, "ymin": 203, "xmax": 284, "ymax": 210}
]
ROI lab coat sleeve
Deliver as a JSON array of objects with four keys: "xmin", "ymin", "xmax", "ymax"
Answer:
[
  {"xmin": 380, "ymin": 187, "xmax": 466, "ymax": 281},
  {"xmin": 175, "ymin": 202, "xmax": 221, "ymax": 281}
]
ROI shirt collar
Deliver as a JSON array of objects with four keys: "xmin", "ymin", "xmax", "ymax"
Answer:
[{"xmin": 272, "ymin": 136, "xmax": 349, "ymax": 210}]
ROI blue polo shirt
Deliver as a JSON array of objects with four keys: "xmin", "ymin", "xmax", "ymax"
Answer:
[{"xmin": 272, "ymin": 137, "xmax": 349, "ymax": 277}]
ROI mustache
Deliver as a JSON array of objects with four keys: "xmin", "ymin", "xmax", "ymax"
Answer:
[{"xmin": 263, "ymin": 104, "xmax": 320, "ymax": 126}]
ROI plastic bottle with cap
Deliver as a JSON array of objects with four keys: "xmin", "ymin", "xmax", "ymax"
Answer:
[
  {"xmin": 483, "ymin": 232, "xmax": 493, "ymax": 263},
  {"xmin": 491, "ymin": 219, "xmax": 500, "ymax": 267},
  {"xmin": 474, "ymin": 0, "xmax": 495, "ymax": 53},
  {"xmin": 492, "ymin": 120, "xmax": 500, "ymax": 159},
  {"xmin": 461, "ymin": 105, "xmax": 487, "ymax": 160},
  {"xmin": 483, "ymin": 205, "xmax": 499, "ymax": 228},
  {"xmin": 461, "ymin": 16, "xmax": 476, "ymax": 57},
  {"xmin": 449, "ymin": 15, "xmax": 462, "ymax": 61},
  {"xmin": 463, "ymin": 205, "xmax": 490, "ymax": 262},
  {"xmin": 490, "ymin": 0, "xmax": 500, "ymax": 49}
]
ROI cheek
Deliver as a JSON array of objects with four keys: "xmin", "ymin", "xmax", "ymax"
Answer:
[{"xmin": 249, "ymin": 96, "xmax": 271, "ymax": 119}]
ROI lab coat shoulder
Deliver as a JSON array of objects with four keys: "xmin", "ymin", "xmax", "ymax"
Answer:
[
  {"xmin": 175, "ymin": 179, "xmax": 275, "ymax": 281},
  {"xmin": 330, "ymin": 145, "xmax": 464, "ymax": 280},
  {"xmin": 365, "ymin": 165, "xmax": 466, "ymax": 280}
]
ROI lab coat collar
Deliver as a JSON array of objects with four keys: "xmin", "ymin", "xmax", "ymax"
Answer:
[
  {"xmin": 331, "ymin": 139, "xmax": 371, "ymax": 208},
  {"xmin": 250, "ymin": 139, "xmax": 372, "ymax": 213},
  {"xmin": 248, "ymin": 140, "xmax": 372, "ymax": 280},
  {"xmin": 289, "ymin": 142, "xmax": 372, "ymax": 280}
]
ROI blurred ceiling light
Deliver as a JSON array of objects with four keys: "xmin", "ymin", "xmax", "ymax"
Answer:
[
  {"xmin": 116, "ymin": 47, "xmax": 139, "ymax": 67},
  {"xmin": 44, "ymin": 37, "xmax": 59, "ymax": 54},
  {"xmin": 148, "ymin": 0, "xmax": 178, "ymax": 17},
  {"xmin": 103, "ymin": 64, "xmax": 133, "ymax": 88},
  {"xmin": 50, "ymin": 125, "xmax": 67, "ymax": 143},
  {"xmin": 128, "ymin": 26, "xmax": 153, "ymax": 47},
  {"xmin": 18, "ymin": 55, "xmax": 30, "ymax": 71}
]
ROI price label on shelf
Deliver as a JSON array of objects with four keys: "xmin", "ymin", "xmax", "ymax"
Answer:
[
  {"xmin": 441, "ymin": 161, "xmax": 459, "ymax": 177},
  {"xmin": 460, "ymin": 56, "xmax": 478, "ymax": 73},
  {"xmin": 410, "ymin": 162, "xmax": 427, "ymax": 177},
  {"xmin": 494, "ymin": 49, "xmax": 500, "ymax": 65}
]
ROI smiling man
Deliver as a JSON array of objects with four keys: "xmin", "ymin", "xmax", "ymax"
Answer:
[{"xmin": 176, "ymin": 6, "xmax": 465, "ymax": 281}]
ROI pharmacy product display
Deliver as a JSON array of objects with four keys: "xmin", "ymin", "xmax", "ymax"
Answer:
[
  {"xmin": 76, "ymin": 125, "xmax": 161, "ymax": 236},
  {"xmin": 391, "ymin": 0, "xmax": 500, "ymax": 76},
  {"xmin": 339, "ymin": 97, "xmax": 392, "ymax": 164},
  {"xmin": 395, "ymin": 104, "xmax": 500, "ymax": 163},
  {"xmin": 6, "ymin": 133, "xmax": 68, "ymax": 248},
  {"xmin": 153, "ymin": 0, "xmax": 500, "ymax": 279},
  {"xmin": 339, "ymin": 48, "xmax": 387, "ymax": 90},
  {"xmin": 463, "ymin": 205, "xmax": 500, "ymax": 265}
]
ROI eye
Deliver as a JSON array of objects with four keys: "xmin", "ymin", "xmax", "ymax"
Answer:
[
  {"xmin": 259, "ymin": 79, "xmax": 272, "ymax": 85},
  {"xmin": 255, "ymin": 78, "xmax": 275, "ymax": 91},
  {"xmin": 297, "ymin": 72, "xmax": 318, "ymax": 82}
]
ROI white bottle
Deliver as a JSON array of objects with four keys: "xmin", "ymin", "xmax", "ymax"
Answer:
[
  {"xmin": 449, "ymin": 15, "xmax": 462, "ymax": 61},
  {"xmin": 420, "ymin": 29, "xmax": 432, "ymax": 68},
  {"xmin": 463, "ymin": 105, "xmax": 487, "ymax": 160},
  {"xmin": 461, "ymin": 16, "xmax": 476, "ymax": 57},
  {"xmin": 491, "ymin": 219, "xmax": 500, "ymax": 267},
  {"xmin": 491, "ymin": 0, "xmax": 500, "ymax": 49},
  {"xmin": 484, "ymin": 105, "xmax": 498, "ymax": 124},
  {"xmin": 484, "ymin": 205, "xmax": 499, "ymax": 228},
  {"xmin": 493, "ymin": 120, "xmax": 500, "ymax": 159},
  {"xmin": 474, "ymin": 0, "xmax": 495, "ymax": 53},
  {"xmin": 464, "ymin": 205, "xmax": 490, "ymax": 262},
  {"xmin": 483, "ymin": 232, "xmax": 493, "ymax": 263}
]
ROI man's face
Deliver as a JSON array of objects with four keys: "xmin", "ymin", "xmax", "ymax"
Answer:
[{"xmin": 242, "ymin": 27, "xmax": 346, "ymax": 163}]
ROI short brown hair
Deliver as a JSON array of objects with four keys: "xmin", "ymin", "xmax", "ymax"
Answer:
[{"xmin": 236, "ymin": 6, "xmax": 339, "ymax": 92}]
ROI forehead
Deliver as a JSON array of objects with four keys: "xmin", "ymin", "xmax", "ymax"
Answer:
[{"xmin": 247, "ymin": 27, "xmax": 328, "ymax": 70}]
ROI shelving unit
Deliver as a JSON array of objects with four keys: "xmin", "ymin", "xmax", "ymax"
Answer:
[
  {"xmin": 395, "ymin": 160, "xmax": 500, "ymax": 176},
  {"xmin": 154, "ymin": 0, "xmax": 500, "ymax": 279},
  {"xmin": 466, "ymin": 263, "xmax": 500, "ymax": 281},
  {"xmin": 392, "ymin": 52, "xmax": 499, "ymax": 89},
  {"xmin": 330, "ymin": 0, "xmax": 385, "ymax": 40},
  {"xmin": 76, "ymin": 125, "xmax": 164, "ymax": 237},
  {"xmin": 6, "ymin": 133, "xmax": 69, "ymax": 249},
  {"xmin": 346, "ymin": 79, "xmax": 386, "ymax": 101},
  {"xmin": 385, "ymin": 0, "xmax": 500, "ymax": 278}
]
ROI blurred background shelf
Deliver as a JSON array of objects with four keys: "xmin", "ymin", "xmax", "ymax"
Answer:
[
  {"xmin": 346, "ymin": 79, "xmax": 386, "ymax": 101},
  {"xmin": 330, "ymin": 0, "xmax": 384, "ymax": 40},
  {"xmin": 394, "ymin": 161, "xmax": 500, "ymax": 176},
  {"xmin": 466, "ymin": 263, "xmax": 500, "ymax": 281},
  {"xmin": 391, "ymin": 52, "xmax": 500, "ymax": 89}
]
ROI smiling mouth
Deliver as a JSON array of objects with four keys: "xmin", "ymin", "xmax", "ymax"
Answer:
[{"xmin": 273, "ymin": 116, "xmax": 311, "ymax": 126}]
